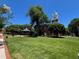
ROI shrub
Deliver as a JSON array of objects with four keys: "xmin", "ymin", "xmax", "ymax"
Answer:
[
  {"xmin": 48, "ymin": 23, "xmax": 65, "ymax": 37},
  {"xmin": 68, "ymin": 18, "xmax": 79, "ymax": 36}
]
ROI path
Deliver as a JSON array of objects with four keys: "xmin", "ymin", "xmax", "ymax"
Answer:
[{"xmin": 0, "ymin": 34, "xmax": 11, "ymax": 59}]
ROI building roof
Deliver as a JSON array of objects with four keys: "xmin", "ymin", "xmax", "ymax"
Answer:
[{"xmin": 22, "ymin": 28, "xmax": 30, "ymax": 31}]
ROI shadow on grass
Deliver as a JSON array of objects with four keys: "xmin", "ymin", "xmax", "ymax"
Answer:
[{"xmin": 48, "ymin": 36, "xmax": 64, "ymax": 38}]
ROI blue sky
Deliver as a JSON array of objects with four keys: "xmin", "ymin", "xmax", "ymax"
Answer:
[{"xmin": 0, "ymin": 0, "xmax": 79, "ymax": 27}]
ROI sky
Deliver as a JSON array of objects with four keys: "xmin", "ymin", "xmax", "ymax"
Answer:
[{"xmin": 0, "ymin": 0, "xmax": 79, "ymax": 27}]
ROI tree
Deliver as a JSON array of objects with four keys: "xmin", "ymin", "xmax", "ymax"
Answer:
[
  {"xmin": 39, "ymin": 14, "xmax": 49, "ymax": 24},
  {"xmin": 0, "ymin": 4, "xmax": 12, "ymax": 30},
  {"xmin": 0, "ymin": 17, "xmax": 6, "ymax": 28},
  {"xmin": 28, "ymin": 6, "xmax": 49, "ymax": 36},
  {"xmin": 28, "ymin": 6, "xmax": 49, "ymax": 26},
  {"xmin": 68, "ymin": 18, "xmax": 79, "ymax": 36},
  {"xmin": 28, "ymin": 6, "xmax": 42, "ymax": 26}
]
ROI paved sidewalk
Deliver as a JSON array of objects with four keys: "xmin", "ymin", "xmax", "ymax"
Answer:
[
  {"xmin": 0, "ymin": 37, "xmax": 6, "ymax": 59},
  {"xmin": 0, "ymin": 46, "xmax": 6, "ymax": 59},
  {"xmin": 0, "ymin": 34, "xmax": 11, "ymax": 59}
]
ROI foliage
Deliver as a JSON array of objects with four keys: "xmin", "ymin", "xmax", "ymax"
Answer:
[
  {"xmin": 0, "ymin": 17, "xmax": 6, "ymax": 28},
  {"xmin": 0, "ymin": 5, "xmax": 12, "ymax": 29},
  {"xmin": 65, "ymin": 27, "xmax": 70, "ymax": 35},
  {"xmin": 28, "ymin": 6, "xmax": 42, "ymax": 26},
  {"xmin": 6, "ymin": 24, "xmax": 26, "ymax": 32},
  {"xmin": 39, "ymin": 14, "xmax": 49, "ymax": 24},
  {"xmin": 28, "ymin": 6, "xmax": 49, "ymax": 26},
  {"xmin": 48, "ymin": 23, "xmax": 65, "ymax": 37},
  {"xmin": 0, "ymin": 7, "xmax": 9, "ymax": 14},
  {"xmin": 26, "ymin": 24, "xmax": 32, "ymax": 30},
  {"xmin": 28, "ymin": 6, "xmax": 49, "ymax": 36},
  {"xmin": 68, "ymin": 18, "xmax": 79, "ymax": 36}
]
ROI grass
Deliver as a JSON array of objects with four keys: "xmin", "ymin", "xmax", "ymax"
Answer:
[{"xmin": 6, "ymin": 36, "xmax": 79, "ymax": 59}]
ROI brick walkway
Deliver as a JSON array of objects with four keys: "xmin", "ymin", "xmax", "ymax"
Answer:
[{"xmin": 0, "ymin": 34, "xmax": 11, "ymax": 59}]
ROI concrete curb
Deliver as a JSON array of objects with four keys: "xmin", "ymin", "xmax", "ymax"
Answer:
[{"xmin": 5, "ymin": 44, "xmax": 11, "ymax": 59}]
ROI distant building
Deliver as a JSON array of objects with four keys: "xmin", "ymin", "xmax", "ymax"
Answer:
[{"xmin": 22, "ymin": 27, "xmax": 30, "ymax": 32}]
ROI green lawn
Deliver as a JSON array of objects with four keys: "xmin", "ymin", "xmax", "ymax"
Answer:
[{"xmin": 6, "ymin": 36, "xmax": 79, "ymax": 59}]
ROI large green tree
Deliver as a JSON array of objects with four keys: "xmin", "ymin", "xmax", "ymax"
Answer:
[
  {"xmin": 28, "ymin": 6, "xmax": 49, "ymax": 26},
  {"xmin": 28, "ymin": 6, "xmax": 49, "ymax": 36},
  {"xmin": 68, "ymin": 18, "xmax": 79, "ymax": 36}
]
